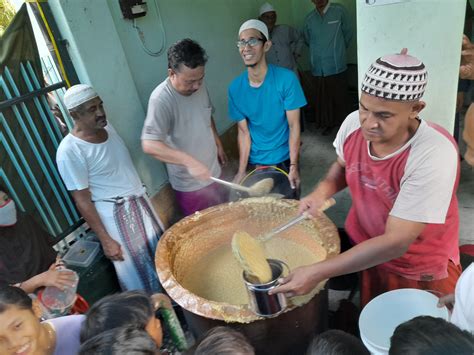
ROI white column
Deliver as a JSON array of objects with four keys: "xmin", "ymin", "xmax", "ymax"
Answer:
[{"xmin": 357, "ymin": 0, "xmax": 466, "ymax": 132}]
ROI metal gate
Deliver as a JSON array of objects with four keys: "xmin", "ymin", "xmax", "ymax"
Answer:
[{"xmin": 1, "ymin": 60, "xmax": 81, "ymax": 237}]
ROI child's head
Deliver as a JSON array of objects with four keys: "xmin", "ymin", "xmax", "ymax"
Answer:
[
  {"xmin": 306, "ymin": 330, "xmax": 369, "ymax": 355},
  {"xmin": 194, "ymin": 326, "xmax": 255, "ymax": 355},
  {"xmin": 0, "ymin": 286, "xmax": 44, "ymax": 355},
  {"xmin": 79, "ymin": 326, "xmax": 160, "ymax": 355},
  {"xmin": 81, "ymin": 291, "xmax": 162, "ymax": 347},
  {"xmin": 389, "ymin": 316, "xmax": 474, "ymax": 355}
]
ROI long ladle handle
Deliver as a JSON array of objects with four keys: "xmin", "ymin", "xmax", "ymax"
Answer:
[
  {"xmin": 210, "ymin": 176, "xmax": 252, "ymax": 193},
  {"xmin": 266, "ymin": 213, "xmax": 309, "ymax": 237},
  {"xmin": 259, "ymin": 198, "xmax": 336, "ymax": 242}
]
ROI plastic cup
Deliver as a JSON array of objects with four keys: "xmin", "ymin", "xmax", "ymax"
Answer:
[{"xmin": 40, "ymin": 269, "xmax": 79, "ymax": 317}]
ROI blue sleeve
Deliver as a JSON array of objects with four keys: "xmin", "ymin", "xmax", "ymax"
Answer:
[
  {"xmin": 282, "ymin": 71, "xmax": 307, "ymax": 111},
  {"xmin": 228, "ymin": 83, "xmax": 246, "ymax": 121}
]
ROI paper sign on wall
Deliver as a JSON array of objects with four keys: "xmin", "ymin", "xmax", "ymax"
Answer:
[{"xmin": 365, "ymin": 0, "xmax": 409, "ymax": 6}]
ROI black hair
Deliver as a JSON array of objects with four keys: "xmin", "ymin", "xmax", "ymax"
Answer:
[
  {"xmin": 306, "ymin": 330, "xmax": 370, "ymax": 355},
  {"xmin": 79, "ymin": 326, "xmax": 159, "ymax": 355},
  {"xmin": 0, "ymin": 286, "xmax": 33, "ymax": 313},
  {"xmin": 389, "ymin": 316, "xmax": 474, "ymax": 355},
  {"xmin": 194, "ymin": 326, "xmax": 255, "ymax": 355},
  {"xmin": 80, "ymin": 291, "xmax": 154, "ymax": 342},
  {"xmin": 167, "ymin": 38, "xmax": 208, "ymax": 72},
  {"xmin": 255, "ymin": 31, "xmax": 268, "ymax": 41}
]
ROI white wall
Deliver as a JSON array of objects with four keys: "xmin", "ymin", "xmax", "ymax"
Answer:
[{"xmin": 357, "ymin": 0, "xmax": 466, "ymax": 132}]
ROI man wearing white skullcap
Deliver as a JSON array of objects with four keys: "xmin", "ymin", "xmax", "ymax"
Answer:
[
  {"xmin": 228, "ymin": 19, "xmax": 306, "ymax": 193},
  {"xmin": 258, "ymin": 3, "xmax": 304, "ymax": 72},
  {"xmin": 56, "ymin": 84, "xmax": 165, "ymax": 293},
  {"xmin": 271, "ymin": 50, "xmax": 461, "ymax": 308}
]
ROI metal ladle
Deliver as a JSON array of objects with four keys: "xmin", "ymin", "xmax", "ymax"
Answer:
[
  {"xmin": 210, "ymin": 176, "xmax": 274, "ymax": 197},
  {"xmin": 258, "ymin": 198, "xmax": 336, "ymax": 242}
]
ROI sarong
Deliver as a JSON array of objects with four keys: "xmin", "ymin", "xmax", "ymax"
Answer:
[
  {"xmin": 360, "ymin": 261, "xmax": 462, "ymax": 308},
  {"xmin": 174, "ymin": 182, "xmax": 228, "ymax": 216},
  {"xmin": 94, "ymin": 194, "xmax": 164, "ymax": 293},
  {"xmin": 309, "ymin": 71, "xmax": 350, "ymax": 129}
]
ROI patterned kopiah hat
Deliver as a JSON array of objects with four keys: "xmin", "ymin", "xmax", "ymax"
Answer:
[{"xmin": 361, "ymin": 53, "xmax": 428, "ymax": 101}]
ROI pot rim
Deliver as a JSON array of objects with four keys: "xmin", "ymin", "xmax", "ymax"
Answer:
[{"xmin": 155, "ymin": 198, "xmax": 340, "ymax": 323}]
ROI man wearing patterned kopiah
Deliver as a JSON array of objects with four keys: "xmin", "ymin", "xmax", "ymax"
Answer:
[{"xmin": 272, "ymin": 50, "xmax": 461, "ymax": 307}]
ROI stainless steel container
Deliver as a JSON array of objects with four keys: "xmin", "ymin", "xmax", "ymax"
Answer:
[{"xmin": 243, "ymin": 259, "xmax": 289, "ymax": 317}]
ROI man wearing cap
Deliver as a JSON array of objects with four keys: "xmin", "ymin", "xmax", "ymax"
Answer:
[
  {"xmin": 229, "ymin": 19, "xmax": 307, "ymax": 191},
  {"xmin": 56, "ymin": 84, "xmax": 164, "ymax": 293},
  {"xmin": 142, "ymin": 38, "xmax": 227, "ymax": 216},
  {"xmin": 303, "ymin": 0, "xmax": 353, "ymax": 135},
  {"xmin": 271, "ymin": 51, "xmax": 461, "ymax": 306},
  {"xmin": 258, "ymin": 2, "xmax": 304, "ymax": 73}
]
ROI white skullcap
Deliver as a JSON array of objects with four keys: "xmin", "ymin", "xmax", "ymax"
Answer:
[
  {"xmin": 259, "ymin": 2, "xmax": 275, "ymax": 16},
  {"xmin": 64, "ymin": 84, "xmax": 99, "ymax": 110},
  {"xmin": 451, "ymin": 263, "xmax": 474, "ymax": 333},
  {"xmin": 239, "ymin": 19, "xmax": 269, "ymax": 41}
]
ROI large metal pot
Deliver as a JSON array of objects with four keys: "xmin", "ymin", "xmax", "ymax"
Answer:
[{"xmin": 156, "ymin": 198, "xmax": 340, "ymax": 354}]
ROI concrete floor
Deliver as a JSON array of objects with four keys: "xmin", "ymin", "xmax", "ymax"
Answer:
[{"xmin": 299, "ymin": 118, "xmax": 474, "ymax": 247}]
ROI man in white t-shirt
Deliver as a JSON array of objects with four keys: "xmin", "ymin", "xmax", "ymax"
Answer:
[
  {"xmin": 141, "ymin": 38, "xmax": 228, "ymax": 216},
  {"xmin": 56, "ymin": 84, "xmax": 164, "ymax": 293}
]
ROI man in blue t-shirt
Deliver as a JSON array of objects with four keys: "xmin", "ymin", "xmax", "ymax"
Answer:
[{"xmin": 228, "ymin": 19, "xmax": 307, "ymax": 191}]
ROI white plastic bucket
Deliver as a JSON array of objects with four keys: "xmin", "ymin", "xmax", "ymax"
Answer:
[
  {"xmin": 359, "ymin": 288, "xmax": 449, "ymax": 354},
  {"xmin": 360, "ymin": 331, "xmax": 387, "ymax": 355}
]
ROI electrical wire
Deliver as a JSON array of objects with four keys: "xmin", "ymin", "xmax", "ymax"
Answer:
[
  {"xmin": 132, "ymin": 0, "xmax": 166, "ymax": 57},
  {"xmin": 35, "ymin": 0, "xmax": 71, "ymax": 87}
]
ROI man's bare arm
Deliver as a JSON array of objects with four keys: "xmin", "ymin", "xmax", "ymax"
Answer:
[
  {"xmin": 234, "ymin": 120, "xmax": 251, "ymax": 183},
  {"xmin": 142, "ymin": 139, "xmax": 211, "ymax": 180},
  {"xmin": 72, "ymin": 189, "xmax": 124, "ymax": 261}
]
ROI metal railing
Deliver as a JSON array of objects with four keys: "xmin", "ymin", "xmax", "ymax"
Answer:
[{"xmin": 1, "ymin": 61, "xmax": 80, "ymax": 237}]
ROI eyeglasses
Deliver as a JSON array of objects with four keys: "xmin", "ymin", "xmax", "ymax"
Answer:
[{"xmin": 236, "ymin": 38, "xmax": 264, "ymax": 48}]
